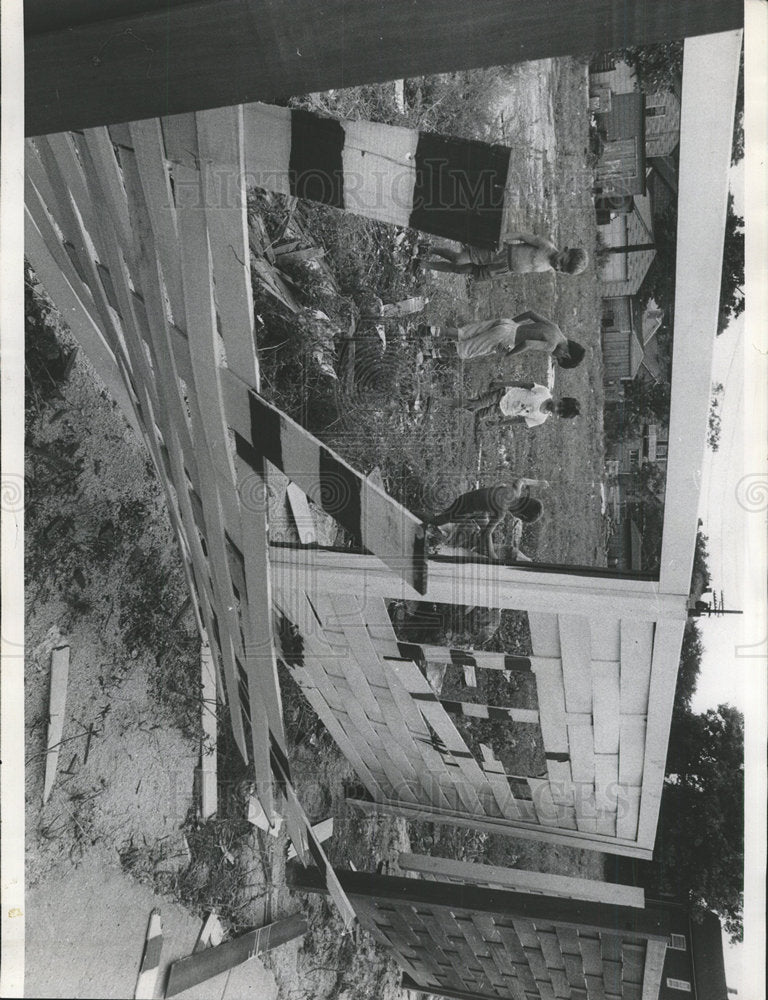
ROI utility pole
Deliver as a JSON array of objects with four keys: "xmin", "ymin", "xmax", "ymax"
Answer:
[{"xmin": 689, "ymin": 589, "xmax": 743, "ymax": 618}]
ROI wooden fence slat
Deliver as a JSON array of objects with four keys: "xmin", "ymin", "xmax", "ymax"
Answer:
[
  {"xmin": 528, "ymin": 613, "xmax": 561, "ymax": 658},
  {"xmin": 558, "ymin": 615, "xmax": 592, "ymax": 714},
  {"xmin": 397, "ymin": 855, "xmax": 645, "ymax": 908},
  {"xmin": 24, "ymin": 205, "xmax": 139, "ymax": 433},
  {"xmin": 234, "ymin": 451, "xmax": 289, "ymax": 757},
  {"xmin": 124, "ymin": 118, "xmax": 186, "ymax": 325},
  {"xmin": 195, "ymin": 105, "xmax": 260, "ymax": 389},
  {"xmin": 386, "ymin": 658, "xmax": 489, "ymax": 816},
  {"xmin": 531, "ymin": 657, "xmax": 569, "ymax": 757},
  {"xmin": 588, "ymin": 619, "xmax": 621, "ymax": 661},
  {"xmin": 616, "ymin": 785, "xmax": 641, "ymax": 841},
  {"xmin": 165, "ymin": 915, "xmax": 307, "ymax": 997},
  {"xmin": 641, "ymin": 939, "xmax": 667, "ymax": 1000},
  {"xmin": 618, "ymin": 716, "xmax": 646, "ymax": 788},
  {"xmin": 619, "ymin": 620, "xmax": 655, "ymax": 715},
  {"xmin": 591, "ymin": 661, "xmax": 621, "ymax": 755},
  {"xmin": 118, "ymin": 119, "xmax": 249, "ymax": 758},
  {"xmin": 219, "ymin": 366, "xmax": 428, "ymax": 594},
  {"xmin": 635, "ymin": 617, "xmax": 687, "ymax": 849},
  {"xmin": 593, "ymin": 754, "xmax": 619, "ymax": 819},
  {"xmin": 527, "ymin": 778, "xmax": 559, "ymax": 827}
]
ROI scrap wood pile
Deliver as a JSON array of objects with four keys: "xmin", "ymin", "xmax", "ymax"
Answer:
[{"xmin": 246, "ymin": 190, "xmax": 428, "ymax": 405}]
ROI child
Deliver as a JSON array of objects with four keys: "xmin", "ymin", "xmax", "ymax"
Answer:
[
  {"xmin": 424, "ymin": 480, "xmax": 546, "ymax": 562},
  {"xmin": 461, "ymin": 380, "xmax": 580, "ymax": 427},
  {"xmin": 420, "ymin": 232, "xmax": 588, "ymax": 280},
  {"xmin": 423, "ymin": 310, "xmax": 585, "ymax": 368}
]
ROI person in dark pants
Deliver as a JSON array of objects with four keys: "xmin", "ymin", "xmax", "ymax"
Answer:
[{"xmin": 424, "ymin": 480, "xmax": 546, "ymax": 561}]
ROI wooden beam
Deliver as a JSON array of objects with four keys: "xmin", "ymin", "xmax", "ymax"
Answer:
[
  {"xmin": 268, "ymin": 548, "xmax": 686, "ymax": 621},
  {"xmin": 165, "ymin": 914, "xmax": 308, "ymax": 997},
  {"xmin": 287, "ymin": 865, "xmax": 671, "ymax": 941},
  {"xmin": 25, "ymin": 0, "xmax": 743, "ymax": 135},
  {"xmin": 641, "ymin": 939, "xmax": 668, "ymax": 1000},
  {"xmin": 396, "ymin": 853, "xmax": 645, "ymax": 908},
  {"xmin": 658, "ymin": 31, "xmax": 743, "ymax": 596},
  {"xmin": 401, "ymin": 973, "xmax": 498, "ymax": 1000},
  {"xmin": 43, "ymin": 645, "xmax": 70, "ymax": 804},
  {"xmin": 347, "ymin": 798, "xmax": 654, "ymax": 860}
]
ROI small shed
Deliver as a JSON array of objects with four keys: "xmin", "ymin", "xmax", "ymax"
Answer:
[{"xmin": 594, "ymin": 91, "xmax": 647, "ymax": 197}]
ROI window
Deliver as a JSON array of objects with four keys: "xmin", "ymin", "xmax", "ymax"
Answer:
[
  {"xmin": 669, "ymin": 934, "xmax": 687, "ymax": 951},
  {"xmin": 629, "ymin": 449, "xmax": 640, "ymax": 469},
  {"xmin": 667, "ymin": 979, "xmax": 692, "ymax": 992}
]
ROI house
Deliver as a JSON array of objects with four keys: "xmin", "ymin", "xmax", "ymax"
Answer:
[
  {"xmin": 598, "ymin": 192, "xmax": 656, "ymax": 297},
  {"xmin": 646, "ymin": 88, "xmax": 683, "ymax": 157},
  {"xmin": 601, "ymin": 296, "xmax": 666, "ymax": 401},
  {"xmin": 658, "ymin": 907, "xmax": 729, "ymax": 1000}
]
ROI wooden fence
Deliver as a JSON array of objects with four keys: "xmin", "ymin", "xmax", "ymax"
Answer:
[
  {"xmin": 289, "ymin": 864, "xmax": 670, "ymax": 1000},
  {"xmin": 24, "ymin": 28, "xmax": 741, "ymax": 912}
]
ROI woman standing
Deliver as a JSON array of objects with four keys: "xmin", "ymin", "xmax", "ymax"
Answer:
[{"xmin": 423, "ymin": 310, "xmax": 585, "ymax": 368}]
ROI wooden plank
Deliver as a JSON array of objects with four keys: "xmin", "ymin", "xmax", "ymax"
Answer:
[
  {"xmin": 568, "ymin": 722, "xmax": 596, "ymax": 786},
  {"xmin": 558, "ymin": 615, "xmax": 592, "ymax": 714},
  {"xmin": 134, "ymin": 909, "xmax": 163, "ymax": 1000},
  {"xmin": 618, "ymin": 716, "xmax": 646, "ymax": 788},
  {"xmin": 479, "ymin": 744, "xmax": 523, "ymax": 821},
  {"xmin": 591, "ymin": 661, "xmax": 620, "ymax": 755},
  {"xmin": 641, "ymin": 940, "xmax": 667, "ymax": 1000},
  {"xmin": 43, "ymin": 645, "xmax": 70, "ymax": 803},
  {"xmin": 588, "ymin": 619, "xmax": 621, "ymax": 662},
  {"xmin": 659, "ymin": 33, "xmax": 744, "ymax": 596},
  {"xmin": 636, "ymin": 618, "xmax": 687, "ymax": 849},
  {"xmin": 531, "ymin": 657, "xmax": 569, "ymax": 756},
  {"xmin": 268, "ymin": 547, "xmax": 687, "ymax": 621},
  {"xmin": 165, "ymin": 915, "xmax": 307, "ymax": 996},
  {"xmin": 593, "ymin": 755, "xmax": 619, "ymax": 819},
  {"xmin": 348, "ymin": 798, "xmax": 653, "ymax": 860},
  {"xmin": 292, "ymin": 868, "xmax": 672, "ymax": 942},
  {"xmin": 286, "ymin": 482, "xmax": 317, "ymax": 544},
  {"xmin": 200, "ymin": 641, "xmax": 218, "ymax": 820},
  {"xmin": 527, "ymin": 778, "xmax": 559, "ymax": 827},
  {"xmin": 616, "ymin": 785, "xmax": 641, "ymax": 841},
  {"xmin": 396, "ymin": 855, "xmax": 645, "ymax": 907},
  {"xmin": 619, "ymin": 620, "xmax": 655, "ymax": 715},
  {"xmin": 220, "ymin": 367, "xmax": 428, "ymax": 593},
  {"xmin": 385, "ymin": 657, "xmax": 488, "ymax": 815},
  {"xmin": 195, "ymin": 105, "xmax": 260, "ymax": 389},
  {"xmin": 528, "ymin": 613, "xmax": 561, "ymax": 658},
  {"xmin": 287, "ymin": 818, "xmax": 333, "ymax": 860},
  {"xmin": 24, "ymin": 204, "xmax": 139, "ymax": 434},
  {"xmin": 26, "ymin": 0, "xmax": 743, "ymax": 136}
]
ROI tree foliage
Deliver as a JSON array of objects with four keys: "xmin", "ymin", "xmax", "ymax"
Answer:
[
  {"xmin": 717, "ymin": 193, "xmax": 744, "ymax": 334},
  {"xmin": 707, "ymin": 382, "xmax": 724, "ymax": 451},
  {"xmin": 640, "ymin": 194, "xmax": 743, "ymax": 335},
  {"xmin": 656, "ymin": 703, "xmax": 744, "ymax": 942}
]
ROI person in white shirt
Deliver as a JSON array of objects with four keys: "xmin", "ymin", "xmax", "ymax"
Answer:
[{"xmin": 460, "ymin": 380, "xmax": 581, "ymax": 427}]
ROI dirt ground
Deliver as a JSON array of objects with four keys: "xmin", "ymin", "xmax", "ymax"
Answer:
[{"xmin": 23, "ymin": 56, "xmax": 607, "ymax": 1000}]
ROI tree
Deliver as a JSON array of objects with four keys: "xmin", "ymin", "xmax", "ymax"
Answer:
[
  {"xmin": 639, "ymin": 194, "xmax": 743, "ymax": 335},
  {"xmin": 717, "ymin": 193, "xmax": 744, "ymax": 334},
  {"xmin": 619, "ymin": 40, "xmax": 684, "ymax": 93},
  {"xmin": 654, "ymin": 703, "xmax": 744, "ymax": 942},
  {"xmin": 731, "ymin": 45, "xmax": 744, "ymax": 165},
  {"xmin": 707, "ymin": 382, "xmax": 724, "ymax": 451}
]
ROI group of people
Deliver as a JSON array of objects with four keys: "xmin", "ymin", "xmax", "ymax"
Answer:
[{"xmin": 416, "ymin": 230, "xmax": 590, "ymax": 564}]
